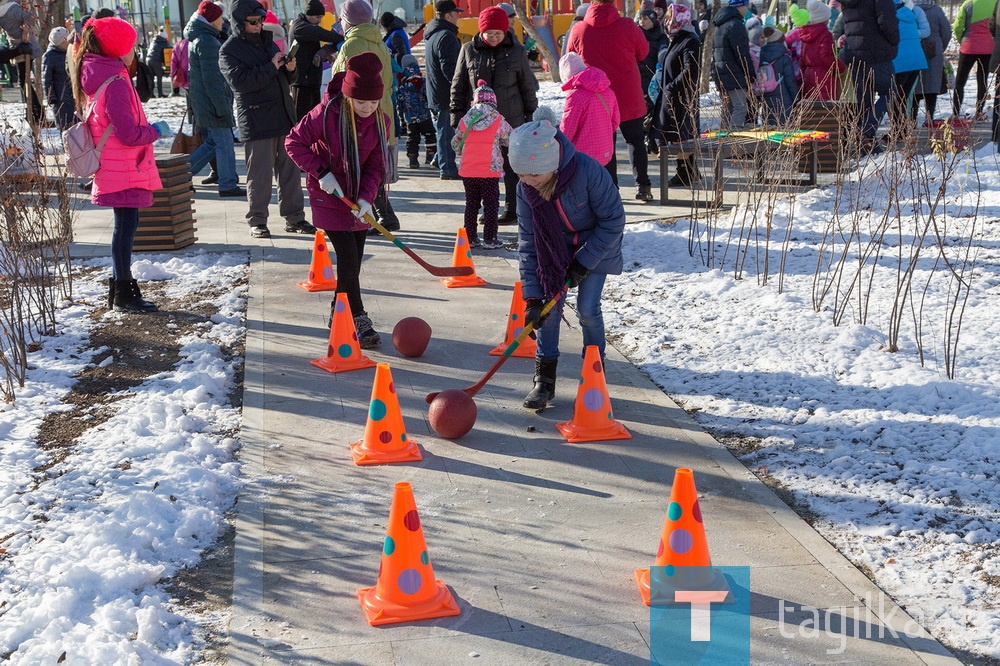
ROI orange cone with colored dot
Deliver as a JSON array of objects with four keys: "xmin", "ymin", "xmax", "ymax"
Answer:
[
  {"xmin": 556, "ymin": 345, "xmax": 631, "ymax": 443},
  {"xmin": 298, "ymin": 230, "xmax": 337, "ymax": 292},
  {"xmin": 634, "ymin": 468, "xmax": 730, "ymax": 605},
  {"xmin": 351, "ymin": 363, "xmax": 422, "ymax": 465},
  {"xmin": 440, "ymin": 228, "xmax": 487, "ymax": 288},
  {"xmin": 357, "ymin": 482, "xmax": 461, "ymax": 625},
  {"xmin": 490, "ymin": 281, "xmax": 537, "ymax": 358},
  {"xmin": 310, "ymin": 292, "xmax": 377, "ymax": 374}
]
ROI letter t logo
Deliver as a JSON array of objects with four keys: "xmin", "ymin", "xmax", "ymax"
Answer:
[{"xmin": 675, "ymin": 590, "xmax": 731, "ymax": 641}]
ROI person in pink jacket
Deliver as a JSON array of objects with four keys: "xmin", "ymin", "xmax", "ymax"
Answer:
[
  {"xmin": 799, "ymin": 0, "xmax": 845, "ymax": 100},
  {"xmin": 72, "ymin": 17, "xmax": 167, "ymax": 313},
  {"xmin": 565, "ymin": 0, "xmax": 652, "ymax": 201},
  {"xmin": 451, "ymin": 80, "xmax": 513, "ymax": 249},
  {"xmin": 285, "ymin": 52, "xmax": 390, "ymax": 349},
  {"xmin": 558, "ymin": 53, "xmax": 619, "ymax": 173}
]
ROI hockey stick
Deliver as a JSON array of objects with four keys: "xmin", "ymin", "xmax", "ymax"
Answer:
[
  {"xmin": 336, "ymin": 194, "xmax": 473, "ymax": 277},
  {"xmin": 425, "ymin": 287, "xmax": 565, "ymax": 404}
]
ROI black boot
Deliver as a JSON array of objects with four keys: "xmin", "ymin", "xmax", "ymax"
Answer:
[
  {"xmin": 369, "ymin": 190, "xmax": 400, "ymax": 235},
  {"xmin": 668, "ymin": 158, "xmax": 691, "ymax": 187},
  {"xmin": 113, "ymin": 279, "xmax": 158, "ymax": 313},
  {"xmin": 686, "ymin": 155, "xmax": 702, "ymax": 184},
  {"xmin": 107, "ymin": 277, "xmax": 116, "ymax": 308},
  {"xmin": 523, "ymin": 359, "xmax": 557, "ymax": 410},
  {"xmin": 407, "ymin": 152, "xmax": 420, "ymax": 168}
]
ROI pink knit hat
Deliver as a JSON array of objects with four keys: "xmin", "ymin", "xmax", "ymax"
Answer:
[
  {"xmin": 91, "ymin": 17, "xmax": 137, "ymax": 58},
  {"xmin": 473, "ymin": 79, "xmax": 497, "ymax": 105}
]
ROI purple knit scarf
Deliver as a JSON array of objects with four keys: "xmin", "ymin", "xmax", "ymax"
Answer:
[{"xmin": 522, "ymin": 155, "xmax": 578, "ymax": 301}]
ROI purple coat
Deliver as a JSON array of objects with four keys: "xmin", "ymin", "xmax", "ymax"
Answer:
[{"xmin": 285, "ymin": 73, "xmax": 388, "ymax": 232}]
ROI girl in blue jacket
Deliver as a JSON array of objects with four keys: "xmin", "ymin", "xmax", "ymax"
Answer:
[{"xmin": 509, "ymin": 108, "xmax": 626, "ymax": 410}]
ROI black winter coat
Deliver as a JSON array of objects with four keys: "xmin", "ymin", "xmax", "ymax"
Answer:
[
  {"xmin": 424, "ymin": 18, "xmax": 461, "ymax": 111},
  {"xmin": 711, "ymin": 6, "xmax": 754, "ymax": 91},
  {"xmin": 640, "ymin": 23, "xmax": 670, "ymax": 102},
  {"xmin": 220, "ymin": 0, "xmax": 296, "ymax": 140},
  {"xmin": 839, "ymin": 0, "xmax": 899, "ymax": 64},
  {"xmin": 289, "ymin": 13, "xmax": 344, "ymax": 89},
  {"xmin": 654, "ymin": 29, "xmax": 700, "ymax": 143},
  {"xmin": 146, "ymin": 34, "xmax": 170, "ymax": 68},
  {"xmin": 42, "ymin": 45, "xmax": 72, "ymax": 106},
  {"xmin": 451, "ymin": 32, "xmax": 539, "ymax": 128}
]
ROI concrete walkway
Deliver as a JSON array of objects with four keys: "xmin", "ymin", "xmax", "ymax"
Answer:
[{"xmin": 69, "ymin": 153, "xmax": 960, "ymax": 665}]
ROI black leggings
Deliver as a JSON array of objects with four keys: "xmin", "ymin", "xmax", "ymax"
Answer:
[
  {"xmin": 111, "ymin": 207, "xmax": 140, "ymax": 280},
  {"xmin": 952, "ymin": 52, "xmax": 991, "ymax": 117},
  {"xmin": 326, "ymin": 229, "xmax": 368, "ymax": 317},
  {"xmin": 603, "ymin": 116, "xmax": 650, "ymax": 188}
]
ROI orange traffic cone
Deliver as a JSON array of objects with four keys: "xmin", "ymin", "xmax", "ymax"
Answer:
[
  {"xmin": 357, "ymin": 482, "xmax": 461, "ymax": 625},
  {"xmin": 556, "ymin": 345, "xmax": 631, "ymax": 443},
  {"xmin": 634, "ymin": 468, "xmax": 730, "ymax": 606},
  {"xmin": 489, "ymin": 281, "xmax": 537, "ymax": 358},
  {"xmin": 440, "ymin": 228, "xmax": 487, "ymax": 288},
  {"xmin": 298, "ymin": 230, "xmax": 337, "ymax": 292},
  {"xmin": 310, "ymin": 293, "xmax": 377, "ymax": 374},
  {"xmin": 350, "ymin": 363, "xmax": 423, "ymax": 465}
]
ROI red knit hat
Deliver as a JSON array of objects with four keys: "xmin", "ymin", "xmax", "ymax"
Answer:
[
  {"xmin": 478, "ymin": 6, "xmax": 509, "ymax": 33},
  {"xmin": 198, "ymin": 1, "xmax": 224, "ymax": 23},
  {"xmin": 91, "ymin": 17, "xmax": 137, "ymax": 58},
  {"xmin": 342, "ymin": 52, "xmax": 384, "ymax": 101}
]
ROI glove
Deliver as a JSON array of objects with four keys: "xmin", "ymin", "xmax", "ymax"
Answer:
[
  {"xmin": 319, "ymin": 173, "xmax": 342, "ymax": 196},
  {"xmin": 524, "ymin": 298, "xmax": 548, "ymax": 331},
  {"xmin": 17, "ymin": 42, "xmax": 32, "ymax": 55},
  {"xmin": 353, "ymin": 199, "xmax": 373, "ymax": 221},
  {"xmin": 565, "ymin": 258, "xmax": 590, "ymax": 288},
  {"xmin": 151, "ymin": 121, "xmax": 171, "ymax": 138}
]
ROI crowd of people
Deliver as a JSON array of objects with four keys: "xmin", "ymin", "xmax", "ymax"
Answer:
[{"xmin": 14, "ymin": 0, "xmax": 1000, "ymax": 405}]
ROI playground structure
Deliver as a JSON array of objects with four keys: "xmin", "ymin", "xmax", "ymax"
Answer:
[{"xmin": 418, "ymin": 0, "xmax": 640, "ymax": 75}]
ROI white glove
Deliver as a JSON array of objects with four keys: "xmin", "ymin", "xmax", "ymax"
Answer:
[
  {"xmin": 353, "ymin": 199, "xmax": 373, "ymax": 221},
  {"xmin": 319, "ymin": 173, "xmax": 342, "ymax": 196}
]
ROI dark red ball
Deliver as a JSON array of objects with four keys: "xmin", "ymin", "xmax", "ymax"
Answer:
[
  {"xmin": 428, "ymin": 389, "xmax": 477, "ymax": 439},
  {"xmin": 392, "ymin": 317, "xmax": 432, "ymax": 357}
]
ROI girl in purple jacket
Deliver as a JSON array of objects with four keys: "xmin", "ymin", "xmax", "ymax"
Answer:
[
  {"xmin": 72, "ymin": 18, "xmax": 168, "ymax": 313},
  {"xmin": 285, "ymin": 52, "xmax": 390, "ymax": 349}
]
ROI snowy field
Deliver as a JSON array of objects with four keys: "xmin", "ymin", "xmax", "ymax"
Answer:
[{"xmin": 1, "ymin": 73, "xmax": 998, "ymax": 661}]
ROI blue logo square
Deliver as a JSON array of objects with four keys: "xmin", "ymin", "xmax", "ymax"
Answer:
[{"xmin": 649, "ymin": 566, "xmax": 750, "ymax": 665}]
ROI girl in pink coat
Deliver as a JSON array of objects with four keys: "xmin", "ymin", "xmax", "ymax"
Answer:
[
  {"xmin": 451, "ymin": 80, "xmax": 514, "ymax": 249},
  {"xmin": 799, "ymin": 0, "xmax": 845, "ymax": 100},
  {"xmin": 558, "ymin": 52, "xmax": 620, "ymax": 170},
  {"xmin": 285, "ymin": 52, "xmax": 390, "ymax": 349},
  {"xmin": 72, "ymin": 17, "xmax": 166, "ymax": 313}
]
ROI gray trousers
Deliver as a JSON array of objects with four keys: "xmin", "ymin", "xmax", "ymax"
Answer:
[
  {"xmin": 723, "ymin": 88, "xmax": 749, "ymax": 129},
  {"xmin": 244, "ymin": 136, "xmax": 305, "ymax": 228}
]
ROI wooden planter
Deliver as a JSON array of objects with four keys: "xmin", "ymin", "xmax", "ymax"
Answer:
[{"xmin": 136, "ymin": 154, "xmax": 197, "ymax": 251}]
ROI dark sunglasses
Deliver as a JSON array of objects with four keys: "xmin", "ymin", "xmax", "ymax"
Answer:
[{"xmin": 245, "ymin": 17, "xmax": 262, "ymax": 24}]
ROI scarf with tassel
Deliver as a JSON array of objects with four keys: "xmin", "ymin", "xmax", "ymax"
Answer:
[{"xmin": 522, "ymin": 153, "xmax": 578, "ymax": 301}]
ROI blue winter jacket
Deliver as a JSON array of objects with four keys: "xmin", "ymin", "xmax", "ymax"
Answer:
[
  {"xmin": 516, "ymin": 132, "xmax": 625, "ymax": 301},
  {"xmin": 893, "ymin": 4, "xmax": 929, "ymax": 73},
  {"xmin": 759, "ymin": 40, "xmax": 798, "ymax": 124}
]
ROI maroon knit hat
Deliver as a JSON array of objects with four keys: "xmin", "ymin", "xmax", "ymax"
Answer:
[
  {"xmin": 478, "ymin": 6, "xmax": 509, "ymax": 33},
  {"xmin": 198, "ymin": 1, "xmax": 224, "ymax": 22},
  {"xmin": 342, "ymin": 52, "xmax": 384, "ymax": 101},
  {"xmin": 91, "ymin": 17, "xmax": 137, "ymax": 58}
]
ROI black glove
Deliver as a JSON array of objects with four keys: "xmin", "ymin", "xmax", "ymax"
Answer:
[
  {"xmin": 565, "ymin": 258, "xmax": 590, "ymax": 288},
  {"xmin": 18, "ymin": 43, "xmax": 33, "ymax": 55},
  {"xmin": 524, "ymin": 298, "xmax": 548, "ymax": 331}
]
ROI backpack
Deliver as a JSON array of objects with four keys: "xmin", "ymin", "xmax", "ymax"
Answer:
[
  {"xmin": 63, "ymin": 76, "xmax": 118, "ymax": 177},
  {"xmin": 134, "ymin": 58, "xmax": 155, "ymax": 103},
  {"xmin": 754, "ymin": 60, "xmax": 782, "ymax": 94}
]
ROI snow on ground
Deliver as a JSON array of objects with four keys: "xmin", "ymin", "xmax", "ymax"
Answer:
[
  {"xmin": 603, "ymin": 146, "xmax": 1000, "ymax": 659},
  {"xmin": 0, "ymin": 253, "xmax": 248, "ymax": 663}
]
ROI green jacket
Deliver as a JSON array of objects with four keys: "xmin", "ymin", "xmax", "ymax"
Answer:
[{"xmin": 332, "ymin": 23, "xmax": 396, "ymax": 144}]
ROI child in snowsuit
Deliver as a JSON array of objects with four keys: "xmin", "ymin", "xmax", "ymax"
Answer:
[
  {"xmin": 285, "ymin": 52, "xmax": 391, "ymax": 349},
  {"xmin": 397, "ymin": 54, "xmax": 437, "ymax": 168},
  {"xmin": 452, "ymin": 80, "xmax": 513, "ymax": 249},
  {"xmin": 559, "ymin": 52, "xmax": 620, "ymax": 170}
]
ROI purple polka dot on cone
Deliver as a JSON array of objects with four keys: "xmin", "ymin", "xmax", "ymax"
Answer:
[
  {"xmin": 398, "ymin": 568, "xmax": 422, "ymax": 595},
  {"xmin": 669, "ymin": 528, "xmax": 694, "ymax": 555},
  {"xmin": 582, "ymin": 387, "xmax": 604, "ymax": 412}
]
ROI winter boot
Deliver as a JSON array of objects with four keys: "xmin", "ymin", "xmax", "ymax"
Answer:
[
  {"xmin": 113, "ymin": 279, "xmax": 158, "ymax": 313},
  {"xmin": 634, "ymin": 184, "xmax": 654, "ymax": 201},
  {"xmin": 353, "ymin": 312, "xmax": 381, "ymax": 349},
  {"xmin": 686, "ymin": 155, "xmax": 702, "ymax": 184},
  {"xmin": 425, "ymin": 147, "xmax": 437, "ymax": 165},
  {"xmin": 668, "ymin": 158, "xmax": 692, "ymax": 187},
  {"xmin": 522, "ymin": 359, "xmax": 557, "ymax": 410},
  {"xmin": 368, "ymin": 190, "xmax": 400, "ymax": 235},
  {"xmin": 407, "ymin": 152, "xmax": 420, "ymax": 168},
  {"xmin": 107, "ymin": 277, "xmax": 116, "ymax": 308}
]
